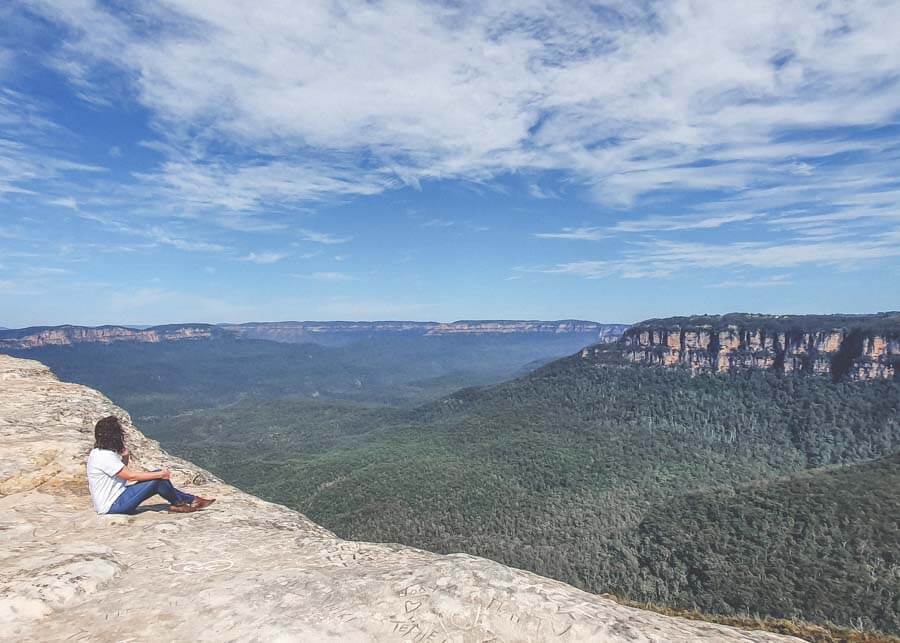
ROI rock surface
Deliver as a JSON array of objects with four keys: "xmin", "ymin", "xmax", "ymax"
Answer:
[{"xmin": 0, "ymin": 354, "xmax": 801, "ymax": 642}]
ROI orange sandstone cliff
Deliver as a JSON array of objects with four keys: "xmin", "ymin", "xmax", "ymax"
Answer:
[{"xmin": 580, "ymin": 313, "xmax": 899, "ymax": 381}]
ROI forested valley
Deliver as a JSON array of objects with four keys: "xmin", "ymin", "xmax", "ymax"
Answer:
[
  {"xmin": 148, "ymin": 359, "xmax": 900, "ymax": 635},
  {"xmin": 8, "ymin": 336, "xmax": 899, "ymax": 636}
]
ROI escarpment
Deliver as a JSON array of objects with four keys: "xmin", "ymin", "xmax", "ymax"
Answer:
[
  {"xmin": 0, "ymin": 354, "xmax": 799, "ymax": 642},
  {"xmin": 0, "ymin": 324, "xmax": 224, "ymax": 350},
  {"xmin": 581, "ymin": 312, "xmax": 899, "ymax": 381},
  {"xmin": 222, "ymin": 320, "xmax": 628, "ymax": 343},
  {"xmin": 0, "ymin": 320, "xmax": 627, "ymax": 350}
]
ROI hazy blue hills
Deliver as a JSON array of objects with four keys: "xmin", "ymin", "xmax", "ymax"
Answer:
[
  {"xmin": 0, "ymin": 319, "xmax": 627, "ymax": 350},
  {"xmin": 1, "ymin": 326, "xmax": 617, "ymax": 412}
]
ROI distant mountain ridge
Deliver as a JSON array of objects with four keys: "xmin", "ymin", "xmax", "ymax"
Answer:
[
  {"xmin": 0, "ymin": 323, "xmax": 226, "ymax": 350},
  {"xmin": 6, "ymin": 314, "xmax": 898, "ymax": 381},
  {"xmin": 0, "ymin": 320, "xmax": 627, "ymax": 350},
  {"xmin": 222, "ymin": 320, "xmax": 627, "ymax": 345},
  {"xmin": 580, "ymin": 312, "xmax": 900, "ymax": 381}
]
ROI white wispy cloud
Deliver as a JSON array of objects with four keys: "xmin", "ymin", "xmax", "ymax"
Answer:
[
  {"xmin": 526, "ymin": 230, "xmax": 900, "ymax": 280},
  {"xmin": 642, "ymin": 235, "xmax": 900, "ymax": 271},
  {"xmin": 706, "ymin": 274, "xmax": 794, "ymax": 289},
  {"xmin": 24, "ymin": 266, "xmax": 72, "ymax": 276},
  {"xmin": 421, "ymin": 218, "xmax": 456, "ymax": 228},
  {"xmin": 3, "ymin": 0, "xmax": 900, "ymax": 303},
  {"xmin": 0, "ymin": 88, "xmax": 109, "ymax": 201},
  {"xmin": 72, "ymin": 212, "xmax": 228, "ymax": 254},
  {"xmin": 297, "ymin": 228, "xmax": 352, "ymax": 245},
  {"xmin": 528, "ymin": 184, "xmax": 558, "ymax": 200},
  {"xmin": 22, "ymin": 0, "xmax": 900, "ymax": 213},
  {"xmin": 534, "ymin": 213, "xmax": 758, "ymax": 242},
  {"xmin": 144, "ymin": 227, "xmax": 227, "ymax": 253},
  {"xmin": 524, "ymin": 261, "xmax": 613, "ymax": 280},
  {"xmin": 534, "ymin": 227, "xmax": 604, "ymax": 241},
  {"xmin": 48, "ymin": 196, "xmax": 79, "ymax": 210},
  {"xmin": 238, "ymin": 251, "xmax": 288, "ymax": 265},
  {"xmin": 296, "ymin": 271, "xmax": 356, "ymax": 282},
  {"xmin": 214, "ymin": 216, "xmax": 289, "ymax": 233},
  {"xmin": 133, "ymin": 159, "xmax": 393, "ymax": 212},
  {"xmin": 609, "ymin": 213, "xmax": 759, "ymax": 233}
]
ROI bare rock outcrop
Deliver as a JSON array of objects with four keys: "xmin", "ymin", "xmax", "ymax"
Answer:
[
  {"xmin": 580, "ymin": 313, "xmax": 899, "ymax": 381},
  {"xmin": 0, "ymin": 355, "xmax": 801, "ymax": 642}
]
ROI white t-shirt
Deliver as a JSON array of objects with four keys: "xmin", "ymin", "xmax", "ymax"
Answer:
[{"xmin": 87, "ymin": 448, "xmax": 127, "ymax": 514}]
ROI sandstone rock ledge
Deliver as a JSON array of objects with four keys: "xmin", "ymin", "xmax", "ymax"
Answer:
[{"xmin": 0, "ymin": 355, "xmax": 801, "ymax": 642}]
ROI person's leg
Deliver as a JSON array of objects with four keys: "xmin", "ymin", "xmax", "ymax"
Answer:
[
  {"xmin": 107, "ymin": 475, "xmax": 195, "ymax": 514},
  {"xmin": 154, "ymin": 478, "xmax": 195, "ymax": 506},
  {"xmin": 107, "ymin": 480, "xmax": 161, "ymax": 514}
]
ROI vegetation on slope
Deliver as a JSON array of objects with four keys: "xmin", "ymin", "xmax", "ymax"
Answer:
[
  {"xmin": 144, "ymin": 360, "xmax": 900, "ymax": 634},
  {"xmin": 632, "ymin": 453, "xmax": 900, "ymax": 633},
  {"xmin": 630, "ymin": 311, "xmax": 900, "ymax": 336}
]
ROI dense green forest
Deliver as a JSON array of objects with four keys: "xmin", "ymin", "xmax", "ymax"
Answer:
[
  {"xmin": 143, "ymin": 359, "xmax": 900, "ymax": 634},
  {"xmin": 632, "ymin": 453, "xmax": 900, "ymax": 633},
  {"xmin": 633, "ymin": 311, "xmax": 900, "ymax": 336}
]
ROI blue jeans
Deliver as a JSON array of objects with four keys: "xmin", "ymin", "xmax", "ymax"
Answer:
[{"xmin": 108, "ymin": 476, "xmax": 195, "ymax": 514}]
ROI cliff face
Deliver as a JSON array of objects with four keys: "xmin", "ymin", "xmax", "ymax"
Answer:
[
  {"xmin": 581, "ymin": 313, "xmax": 899, "ymax": 381},
  {"xmin": 0, "ymin": 324, "xmax": 222, "ymax": 350},
  {"xmin": 0, "ymin": 354, "xmax": 798, "ymax": 642},
  {"xmin": 224, "ymin": 320, "xmax": 627, "ymax": 338},
  {"xmin": 424, "ymin": 320, "xmax": 625, "ymax": 337}
]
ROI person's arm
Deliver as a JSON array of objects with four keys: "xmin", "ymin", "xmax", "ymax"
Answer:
[{"xmin": 115, "ymin": 467, "xmax": 171, "ymax": 482}]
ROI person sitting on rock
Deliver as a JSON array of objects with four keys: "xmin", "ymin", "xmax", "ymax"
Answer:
[{"xmin": 87, "ymin": 415, "xmax": 215, "ymax": 515}]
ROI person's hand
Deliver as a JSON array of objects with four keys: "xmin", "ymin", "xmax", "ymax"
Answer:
[{"xmin": 158, "ymin": 469, "xmax": 172, "ymax": 480}]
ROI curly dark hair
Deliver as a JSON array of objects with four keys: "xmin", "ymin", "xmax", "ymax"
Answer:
[{"xmin": 94, "ymin": 416, "xmax": 125, "ymax": 453}]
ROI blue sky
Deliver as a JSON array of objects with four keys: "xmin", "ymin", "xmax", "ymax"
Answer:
[{"xmin": 2, "ymin": 1, "xmax": 899, "ymax": 327}]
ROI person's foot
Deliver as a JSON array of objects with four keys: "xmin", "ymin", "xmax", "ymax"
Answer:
[
  {"xmin": 168, "ymin": 503, "xmax": 200, "ymax": 513},
  {"xmin": 190, "ymin": 497, "xmax": 216, "ymax": 509}
]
